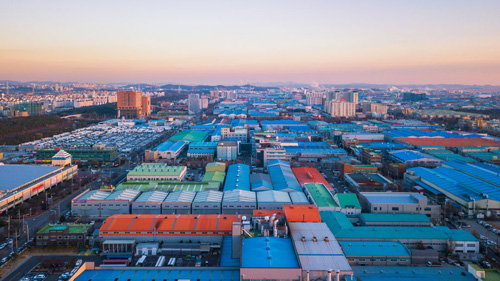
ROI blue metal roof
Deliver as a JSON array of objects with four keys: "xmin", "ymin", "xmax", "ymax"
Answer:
[
  {"xmin": 389, "ymin": 150, "xmax": 441, "ymax": 162},
  {"xmin": 153, "ymin": 141, "xmax": 186, "ymax": 152},
  {"xmin": 385, "ymin": 129, "xmax": 477, "ymax": 139},
  {"xmin": 444, "ymin": 160, "xmax": 500, "ymax": 187},
  {"xmin": 223, "ymin": 164, "xmax": 250, "ymax": 191},
  {"xmin": 410, "ymin": 166, "xmax": 497, "ymax": 201},
  {"xmin": 220, "ymin": 237, "xmax": 240, "ymax": 267},
  {"xmin": 241, "ymin": 237, "xmax": 299, "ymax": 268},
  {"xmin": 267, "ymin": 160, "xmax": 301, "ymax": 192},
  {"xmin": 74, "ymin": 269, "xmax": 240, "ymax": 281}
]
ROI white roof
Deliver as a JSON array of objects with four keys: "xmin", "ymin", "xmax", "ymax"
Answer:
[
  {"xmin": 193, "ymin": 190, "xmax": 223, "ymax": 203},
  {"xmin": 223, "ymin": 190, "xmax": 256, "ymax": 203}
]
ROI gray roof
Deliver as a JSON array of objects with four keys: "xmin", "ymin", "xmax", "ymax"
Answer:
[
  {"xmin": 105, "ymin": 189, "xmax": 141, "ymax": 202},
  {"xmin": 256, "ymin": 190, "xmax": 292, "ymax": 203},
  {"xmin": 75, "ymin": 189, "xmax": 111, "ymax": 201},
  {"xmin": 163, "ymin": 190, "xmax": 196, "ymax": 203},
  {"xmin": 134, "ymin": 190, "xmax": 168, "ymax": 203},
  {"xmin": 250, "ymin": 173, "xmax": 271, "ymax": 183},
  {"xmin": 289, "ymin": 222, "xmax": 352, "ymax": 272},
  {"xmin": 193, "ymin": 190, "xmax": 223, "ymax": 203},
  {"xmin": 223, "ymin": 190, "xmax": 256, "ymax": 203},
  {"xmin": 0, "ymin": 164, "xmax": 61, "ymax": 191},
  {"xmin": 288, "ymin": 191, "xmax": 310, "ymax": 204}
]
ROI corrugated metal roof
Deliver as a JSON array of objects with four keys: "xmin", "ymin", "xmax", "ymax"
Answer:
[
  {"xmin": 222, "ymin": 190, "xmax": 256, "ymax": 203},
  {"xmin": 76, "ymin": 189, "xmax": 111, "ymax": 200},
  {"xmin": 288, "ymin": 191, "xmax": 310, "ymax": 204},
  {"xmin": 241, "ymin": 237, "xmax": 299, "ymax": 268},
  {"xmin": 163, "ymin": 190, "xmax": 196, "ymax": 203},
  {"xmin": 256, "ymin": 190, "xmax": 292, "ymax": 203},
  {"xmin": 193, "ymin": 190, "xmax": 223, "ymax": 203},
  {"xmin": 106, "ymin": 189, "xmax": 141, "ymax": 201},
  {"xmin": 134, "ymin": 190, "xmax": 168, "ymax": 203},
  {"xmin": 223, "ymin": 164, "xmax": 250, "ymax": 191},
  {"xmin": 339, "ymin": 241, "xmax": 411, "ymax": 258},
  {"xmin": 268, "ymin": 160, "xmax": 301, "ymax": 192}
]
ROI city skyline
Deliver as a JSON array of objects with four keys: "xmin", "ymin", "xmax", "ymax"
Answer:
[{"xmin": 1, "ymin": 0, "xmax": 500, "ymax": 85}]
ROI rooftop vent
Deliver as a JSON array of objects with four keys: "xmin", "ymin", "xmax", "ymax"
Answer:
[
  {"xmin": 324, "ymin": 237, "xmax": 329, "ymax": 242},
  {"xmin": 301, "ymin": 236, "xmax": 306, "ymax": 242},
  {"xmin": 312, "ymin": 236, "xmax": 317, "ymax": 242}
]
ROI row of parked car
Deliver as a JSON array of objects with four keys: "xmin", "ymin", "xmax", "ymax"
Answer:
[
  {"xmin": 58, "ymin": 259, "xmax": 83, "ymax": 281},
  {"xmin": 478, "ymin": 220, "xmax": 500, "ymax": 236}
]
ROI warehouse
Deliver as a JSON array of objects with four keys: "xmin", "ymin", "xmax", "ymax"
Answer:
[
  {"xmin": 201, "ymin": 171, "xmax": 225, "ymax": 190},
  {"xmin": 395, "ymin": 137, "xmax": 500, "ymax": 149},
  {"xmin": 99, "ymin": 214, "xmax": 241, "ymax": 244},
  {"xmin": 288, "ymin": 222, "xmax": 353, "ymax": 281},
  {"xmin": 292, "ymin": 167, "xmax": 333, "ymax": 189},
  {"xmin": 187, "ymin": 142, "xmax": 219, "ymax": 158},
  {"xmin": 72, "ymin": 189, "xmax": 141, "ymax": 217},
  {"xmin": 344, "ymin": 173, "xmax": 394, "ymax": 192},
  {"xmin": 288, "ymin": 191, "xmax": 310, "ymax": 204},
  {"xmin": 223, "ymin": 164, "xmax": 250, "ymax": 191},
  {"xmin": 126, "ymin": 163, "xmax": 187, "ymax": 181},
  {"xmin": 240, "ymin": 237, "xmax": 301, "ymax": 281},
  {"xmin": 117, "ymin": 181, "xmax": 216, "ymax": 192},
  {"xmin": 359, "ymin": 213, "xmax": 432, "ymax": 227},
  {"xmin": 339, "ymin": 241, "xmax": 412, "ymax": 266},
  {"xmin": 0, "ymin": 163, "xmax": 77, "ymax": 213},
  {"xmin": 144, "ymin": 140, "xmax": 187, "ymax": 161},
  {"xmin": 72, "ymin": 268, "xmax": 240, "ymax": 281},
  {"xmin": 405, "ymin": 161, "xmax": 500, "ymax": 217},
  {"xmin": 161, "ymin": 190, "xmax": 196, "ymax": 214},
  {"xmin": 192, "ymin": 190, "xmax": 223, "ymax": 214},
  {"xmin": 131, "ymin": 190, "xmax": 168, "ymax": 214},
  {"xmin": 268, "ymin": 160, "xmax": 301, "ymax": 192},
  {"xmin": 222, "ymin": 190, "xmax": 257, "ymax": 214},
  {"xmin": 256, "ymin": 190, "xmax": 292, "ymax": 210},
  {"xmin": 168, "ymin": 130, "xmax": 209, "ymax": 142},
  {"xmin": 358, "ymin": 192, "xmax": 441, "ymax": 219},
  {"xmin": 349, "ymin": 266, "xmax": 476, "ymax": 281},
  {"xmin": 303, "ymin": 183, "xmax": 340, "ymax": 211},
  {"xmin": 389, "ymin": 150, "xmax": 442, "ymax": 168}
]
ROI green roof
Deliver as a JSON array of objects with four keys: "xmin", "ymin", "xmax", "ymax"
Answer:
[
  {"xmin": 37, "ymin": 224, "xmax": 91, "ymax": 234},
  {"xmin": 333, "ymin": 226, "xmax": 449, "ymax": 240},
  {"xmin": 485, "ymin": 269, "xmax": 500, "ymax": 281},
  {"xmin": 202, "ymin": 171, "xmax": 226, "ymax": 183},
  {"xmin": 304, "ymin": 183, "xmax": 338, "ymax": 208},
  {"xmin": 116, "ymin": 180, "xmax": 218, "ymax": 192},
  {"xmin": 127, "ymin": 164, "xmax": 186, "ymax": 177},
  {"xmin": 360, "ymin": 213, "xmax": 431, "ymax": 223},
  {"xmin": 335, "ymin": 193, "xmax": 361, "ymax": 209},
  {"xmin": 169, "ymin": 130, "xmax": 209, "ymax": 142}
]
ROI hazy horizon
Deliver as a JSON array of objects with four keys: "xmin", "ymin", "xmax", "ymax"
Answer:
[{"xmin": 2, "ymin": 0, "xmax": 500, "ymax": 85}]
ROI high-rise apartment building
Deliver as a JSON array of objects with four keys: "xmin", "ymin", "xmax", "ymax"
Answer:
[
  {"xmin": 326, "ymin": 91, "xmax": 341, "ymax": 102},
  {"xmin": 306, "ymin": 92, "xmax": 324, "ymax": 105},
  {"xmin": 188, "ymin": 94, "xmax": 200, "ymax": 115},
  {"xmin": 325, "ymin": 101, "xmax": 356, "ymax": 117},
  {"xmin": 344, "ymin": 91, "xmax": 359, "ymax": 104},
  {"xmin": 117, "ymin": 91, "xmax": 150, "ymax": 118},
  {"xmin": 403, "ymin": 92, "xmax": 426, "ymax": 101},
  {"xmin": 362, "ymin": 102, "xmax": 388, "ymax": 114}
]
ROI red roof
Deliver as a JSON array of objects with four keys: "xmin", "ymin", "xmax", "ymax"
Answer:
[
  {"xmin": 292, "ymin": 167, "xmax": 333, "ymax": 189},
  {"xmin": 396, "ymin": 137, "xmax": 500, "ymax": 147},
  {"xmin": 283, "ymin": 204, "xmax": 322, "ymax": 223},
  {"xmin": 100, "ymin": 214, "xmax": 240, "ymax": 236}
]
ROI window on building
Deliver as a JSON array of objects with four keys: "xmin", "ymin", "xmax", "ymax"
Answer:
[{"xmin": 392, "ymin": 207, "xmax": 399, "ymax": 211}]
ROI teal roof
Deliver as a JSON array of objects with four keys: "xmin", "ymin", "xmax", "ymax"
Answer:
[
  {"xmin": 360, "ymin": 213, "xmax": 431, "ymax": 223},
  {"xmin": 434, "ymin": 226, "xmax": 479, "ymax": 242},
  {"xmin": 334, "ymin": 226, "xmax": 449, "ymax": 240},
  {"xmin": 319, "ymin": 211, "xmax": 354, "ymax": 234},
  {"xmin": 335, "ymin": 193, "xmax": 361, "ymax": 209},
  {"xmin": 339, "ymin": 241, "xmax": 411, "ymax": 258}
]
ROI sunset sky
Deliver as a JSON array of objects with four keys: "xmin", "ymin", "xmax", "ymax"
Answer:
[{"xmin": 1, "ymin": 0, "xmax": 499, "ymax": 85}]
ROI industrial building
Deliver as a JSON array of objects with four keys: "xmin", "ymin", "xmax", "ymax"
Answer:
[
  {"xmin": 358, "ymin": 213, "xmax": 433, "ymax": 227},
  {"xmin": 303, "ymin": 183, "xmax": 339, "ymax": 211},
  {"xmin": 240, "ymin": 237, "xmax": 301, "ymax": 281},
  {"xmin": 344, "ymin": 173, "xmax": 394, "ymax": 192},
  {"xmin": 99, "ymin": 214, "xmax": 241, "ymax": 244},
  {"xmin": 292, "ymin": 167, "xmax": 333, "ymax": 189},
  {"xmin": 268, "ymin": 160, "xmax": 302, "ymax": 192},
  {"xmin": 169, "ymin": 130, "xmax": 209, "ymax": 143},
  {"xmin": 217, "ymin": 140, "xmax": 240, "ymax": 161},
  {"xmin": 288, "ymin": 222, "xmax": 353, "ymax": 281},
  {"xmin": 222, "ymin": 190, "xmax": 257, "ymax": 214},
  {"xmin": 0, "ymin": 159, "xmax": 77, "ymax": 213},
  {"xmin": 339, "ymin": 241, "xmax": 411, "ymax": 266},
  {"xmin": 131, "ymin": 190, "xmax": 168, "ymax": 214},
  {"xmin": 389, "ymin": 149, "xmax": 442, "ymax": 168},
  {"xmin": 144, "ymin": 141, "xmax": 187, "ymax": 161},
  {"xmin": 406, "ymin": 160, "xmax": 500, "ymax": 217},
  {"xmin": 187, "ymin": 142, "xmax": 219, "ymax": 158},
  {"xmin": 161, "ymin": 190, "xmax": 196, "ymax": 214},
  {"xmin": 358, "ymin": 192, "xmax": 441, "ymax": 219},
  {"xmin": 126, "ymin": 164, "xmax": 187, "ymax": 181},
  {"xmin": 71, "ymin": 189, "xmax": 141, "ymax": 217},
  {"xmin": 223, "ymin": 164, "xmax": 250, "ymax": 191},
  {"xmin": 116, "ymin": 180, "xmax": 217, "ymax": 192},
  {"xmin": 256, "ymin": 190, "xmax": 293, "ymax": 210},
  {"xmin": 36, "ymin": 223, "xmax": 94, "ymax": 247},
  {"xmin": 192, "ymin": 190, "xmax": 223, "ymax": 214}
]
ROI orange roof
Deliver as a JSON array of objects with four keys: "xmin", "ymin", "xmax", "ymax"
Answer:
[
  {"xmin": 292, "ymin": 167, "xmax": 333, "ymax": 189},
  {"xmin": 283, "ymin": 204, "xmax": 322, "ymax": 223},
  {"xmin": 396, "ymin": 137, "xmax": 500, "ymax": 147},
  {"xmin": 252, "ymin": 210, "xmax": 285, "ymax": 217},
  {"xmin": 100, "ymin": 214, "xmax": 240, "ymax": 236}
]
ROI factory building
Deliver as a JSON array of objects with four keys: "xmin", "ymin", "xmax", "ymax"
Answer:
[
  {"xmin": 126, "ymin": 163, "xmax": 187, "ymax": 181},
  {"xmin": 358, "ymin": 192, "xmax": 441, "ymax": 219},
  {"xmin": 222, "ymin": 190, "xmax": 257, "ymax": 214},
  {"xmin": 223, "ymin": 164, "xmax": 250, "ymax": 191},
  {"xmin": 339, "ymin": 241, "xmax": 411, "ymax": 266},
  {"xmin": 144, "ymin": 141, "xmax": 187, "ymax": 161},
  {"xmin": 161, "ymin": 190, "xmax": 196, "ymax": 214},
  {"xmin": 192, "ymin": 190, "xmax": 223, "ymax": 214},
  {"xmin": 71, "ymin": 189, "xmax": 141, "ymax": 217},
  {"xmin": 268, "ymin": 160, "xmax": 302, "ymax": 192},
  {"xmin": 131, "ymin": 190, "xmax": 168, "ymax": 214},
  {"xmin": 256, "ymin": 190, "xmax": 293, "ymax": 210}
]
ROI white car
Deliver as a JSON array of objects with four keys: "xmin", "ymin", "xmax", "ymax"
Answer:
[{"xmin": 76, "ymin": 259, "xmax": 83, "ymax": 266}]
